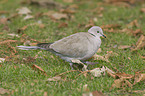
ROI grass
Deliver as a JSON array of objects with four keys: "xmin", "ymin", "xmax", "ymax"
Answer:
[{"xmin": 0, "ymin": 0, "xmax": 145, "ymax": 96}]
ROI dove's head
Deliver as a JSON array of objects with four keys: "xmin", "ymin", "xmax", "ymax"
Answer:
[{"xmin": 88, "ymin": 26, "xmax": 106, "ymax": 38}]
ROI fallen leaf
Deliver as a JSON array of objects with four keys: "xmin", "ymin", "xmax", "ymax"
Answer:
[
  {"xmin": 8, "ymin": 34, "xmax": 20, "ymax": 37},
  {"xmin": 110, "ymin": 78, "xmax": 125, "ymax": 89},
  {"xmin": 93, "ymin": 51, "xmax": 117, "ymax": 62},
  {"xmin": 131, "ymin": 29, "xmax": 143, "ymax": 36},
  {"xmin": 59, "ymin": 8, "xmax": 76, "ymax": 14},
  {"xmin": 8, "ymin": 13, "xmax": 19, "ymax": 19},
  {"xmin": 0, "ymin": 88, "xmax": 9, "ymax": 94},
  {"xmin": 132, "ymin": 89, "xmax": 145, "ymax": 93},
  {"xmin": 115, "ymin": 72, "xmax": 134, "ymax": 79},
  {"xmin": 47, "ymin": 76, "xmax": 62, "ymax": 81},
  {"xmin": 51, "ymin": 13, "xmax": 68, "ymax": 20},
  {"xmin": 118, "ymin": 45, "xmax": 131, "ymax": 49},
  {"xmin": 63, "ymin": 0, "xmax": 73, "ymax": 3},
  {"xmin": 0, "ymin": 58, "xmax": 5, "ymax": 63},
  {"xmin": 43, "ymin": 92, "xmax": 48, "ymax": 96},
  {"xmin": 0, "ymin": 11, "xmax": 9, "ymax": 14},
  {"xmin": 90, "ymin": 66, "xmax": 106, "ymax": 77},
  {"xmin": 0, "ymin": 40, "xmax": 17, "ymax": 45},
  {"xmin": 0, "ymin": 18, "xmax": 9, "ymax": 25},
  {"xmin": 68, "ymin": 4, "xmax": 79, "ymax": 9},
  {"xmin": 104, "ymin": 0, "xmax": 134, "ymax": 3},
  {"xmin": 134, "ymin": 73, "xmax": 145, "ymax": 84},
  {"xmin": 92, "ymin": 90, "xmax": 105, "ymax": 96},
  {"xmin": 107, "ymin": 71, "xmax": 116, "ymax": 79},
  {"xmin": 23, "ymin": 14, "xmax": 34, "ymax": 20},
  {"xmin": 131, "ymin": 35, "xmax": 145, "ymax": 51},
  {"xmin": 30, "ymin": 0, "xmax": 63, "ymax": 9},
  {"xmin": 58, "ymin": 22, "xmax": 68, "ymax": 28},
  {"xmin": 17, "ymin": 7, "xmax": 31, "ymax": 15},
  {"xmin": 83, "ymin": 85, "xmax": 105, "ymax": 96},
  {"xmin": 140, "ymin": 55, "xmax": 145, "ymax": 59},
  {"xmin": 93, "ymin": 54, "xmax": 109, "ymax": 62},
  {"xmin": 101, "ymin": 24, "xmax": 121, "ymax": 29},
  {"xmin": 17, "ymin": 26, "xmax": 28, "ymax": 34},
  {"xmin": 127, "ymin": 19, "xmax": 139, "ymax": 28},
  {"xmin": 38, "ymin": 23, "xmax": 45, "ymax": 28},
  {"xmin": 32, "ymin": 64, "xmax": 48, "ymax": 76},
  {"xmin": 140, "ymin": 8, "xmax": 145, "ymax": 13}
]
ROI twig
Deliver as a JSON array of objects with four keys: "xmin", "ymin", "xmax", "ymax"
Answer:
[{"xmin": 74, "ymin": 70, "xmax": 91, "ymax": 79}]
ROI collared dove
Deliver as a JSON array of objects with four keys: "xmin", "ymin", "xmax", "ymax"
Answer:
[{"xmin": 17, "ymin": 26, "xmax": 106, "ymax": 69}]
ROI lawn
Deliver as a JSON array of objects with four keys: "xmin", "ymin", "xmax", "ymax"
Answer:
[{"xmin": 0, "ymin": 0, "xmax": 145, "ymax": 96}]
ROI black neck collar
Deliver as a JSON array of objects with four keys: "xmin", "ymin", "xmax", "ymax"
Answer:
[{"xmin": 89, "ymin": 33, "xmax": 96, "ymax": 37}]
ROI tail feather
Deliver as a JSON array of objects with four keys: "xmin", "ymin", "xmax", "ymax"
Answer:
[
  {"xmin": 37, "ymin": 43, "xmax": 52, "ymax": 50},
  {"xmin": 17, "ymin": 43, "xmax": 52, "ymax": 50},
  {"xmin": 17, "ymin": 46, "xmax": 44, "ymax": 50}
]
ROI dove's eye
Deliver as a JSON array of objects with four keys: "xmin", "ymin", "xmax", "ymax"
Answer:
[{"xmin": 97, "ymin": 31, "xmax": 99, "ymax": 33}]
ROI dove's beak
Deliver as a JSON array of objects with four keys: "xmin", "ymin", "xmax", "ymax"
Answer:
[{"xmin": 102, "ymin": 34, "xmax": 106, "ymax": 38}]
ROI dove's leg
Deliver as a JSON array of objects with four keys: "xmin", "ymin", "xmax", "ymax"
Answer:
[{"xmin": 69, "ymin": 63, "xmax": 74, "ymax": 70}]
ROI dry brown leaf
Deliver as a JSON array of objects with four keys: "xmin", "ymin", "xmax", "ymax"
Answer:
[
  {"xmin": 112, "ymin": 2, "xmax": 131, "ymax": 7},
  {"xmin": 24, "ymin": 14, "xmax": 34, "ymax": 20},
  {"xmin": 140, "ymin": 8, "xmax": 145, "ymax": 13},
  {"xmin": 131, "ymin": 35, "xmax": 145, "ymax": 51},
  {"xmin": 0, "ymin": 40, "xmax": 17, "ymax": 45},
  {"xmin": 93, "ymin": 54, "xmax": 109, "ymax": 62},
  {"xmin": 17, "ymin": 7, "xmax": 31, "ymax": 15},
  {"xmin": 8, "ymin": 13, "xmax": 19, "ymax": 19},
  {"xmin": 0, "ymin": 18, "xmax": 8, "ymax": 25},
  {"xmin": 63, "ymin": 0, "xmax": 73, "ymax": 3},
  {"xmin": 118, "ymin": 45, "xmax": 131, "ymax": 49},
  {"xmin": 32, "ymin": 64, "xmax": 48, "ymax": 76},
  {"xmin": 131, "ymin": 29, "xmax": 143, "ymax": 36},
  {"xmin": 68, "ymin": 4, "xmax": 79, "ymax": 9},
  {"xmin": 43, "ymin": 92, "xmax": 48, "ymax": 96},
  {"xmin": 110, "ymin": 78, "xmax": 132, "ymax": 90},
  {"xmin": 51, "ymin": 13, "xmax": 68, "ymax": 20},
  {"xmin": 127, "ymin": 19, "xmax": 139, "ymax": 28},
  {"xmin": 93, "ymin": 51, "xmax": 118, "ymax": 62},
  {"xmin": 38, "ymin": 23, "xmax": 45, "ymax": 28},
  {"xmin": 0, "ymin": 11, "xmax": 8, "ymax": 14},
  {"xmin": 59, "ymin": 8, "xmax": 76, "ymax": 14},
  {"xmin": 0, "ymin": 88, "xmax": 9, "ymax": 94},
  {"xmin": 8, "ymin": 34, "xmax": 20, "ymax": 37},
  {"xmin": 82, "ymin": 84, "xmax": 105, "ymax": 96},
  {"xmin": 92, "ymin": 90, "xmax": 105, "ymax": 96},
  {"xmin": 101, "ymin": 24, "xmax": 121, "ymax": 29},
  {"xmin": 43, "ymin": 11, "xmax": 68, "ymax": 20},
  {"xmin": 107, "ymin": 71, "xmax": 116, "ymax": 79},
  {"xmin": 0, "ymin": 32, "xmax": 3, "ymax": 35},
  {"xmin": 115, "ymin": 72, "xmax": 134, "ymax": 79},
  {"xmin": 140, "ymin": 55, "xmax": 145, "ymax": 59},
  {"xmin": 58, "ymin": 22, "xmax": 68, "ymax": 28},
  {"xmin": 132, "ymin": 89, "xmax": 145, "ymax": 93},
  {"xmin": 30, "ymin": 0, "xmax": 63, "ymax": 9},
  {"xmin": 134, "ymin": 73, "xmax": 145, "ymax": 84},
  {"xmin": 104, "ymin": 0, "xmax": 135, "ymax": 4},
  {"xmin": 17, "ymin": 26, "xmax": 28, "ymax": 34}
]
